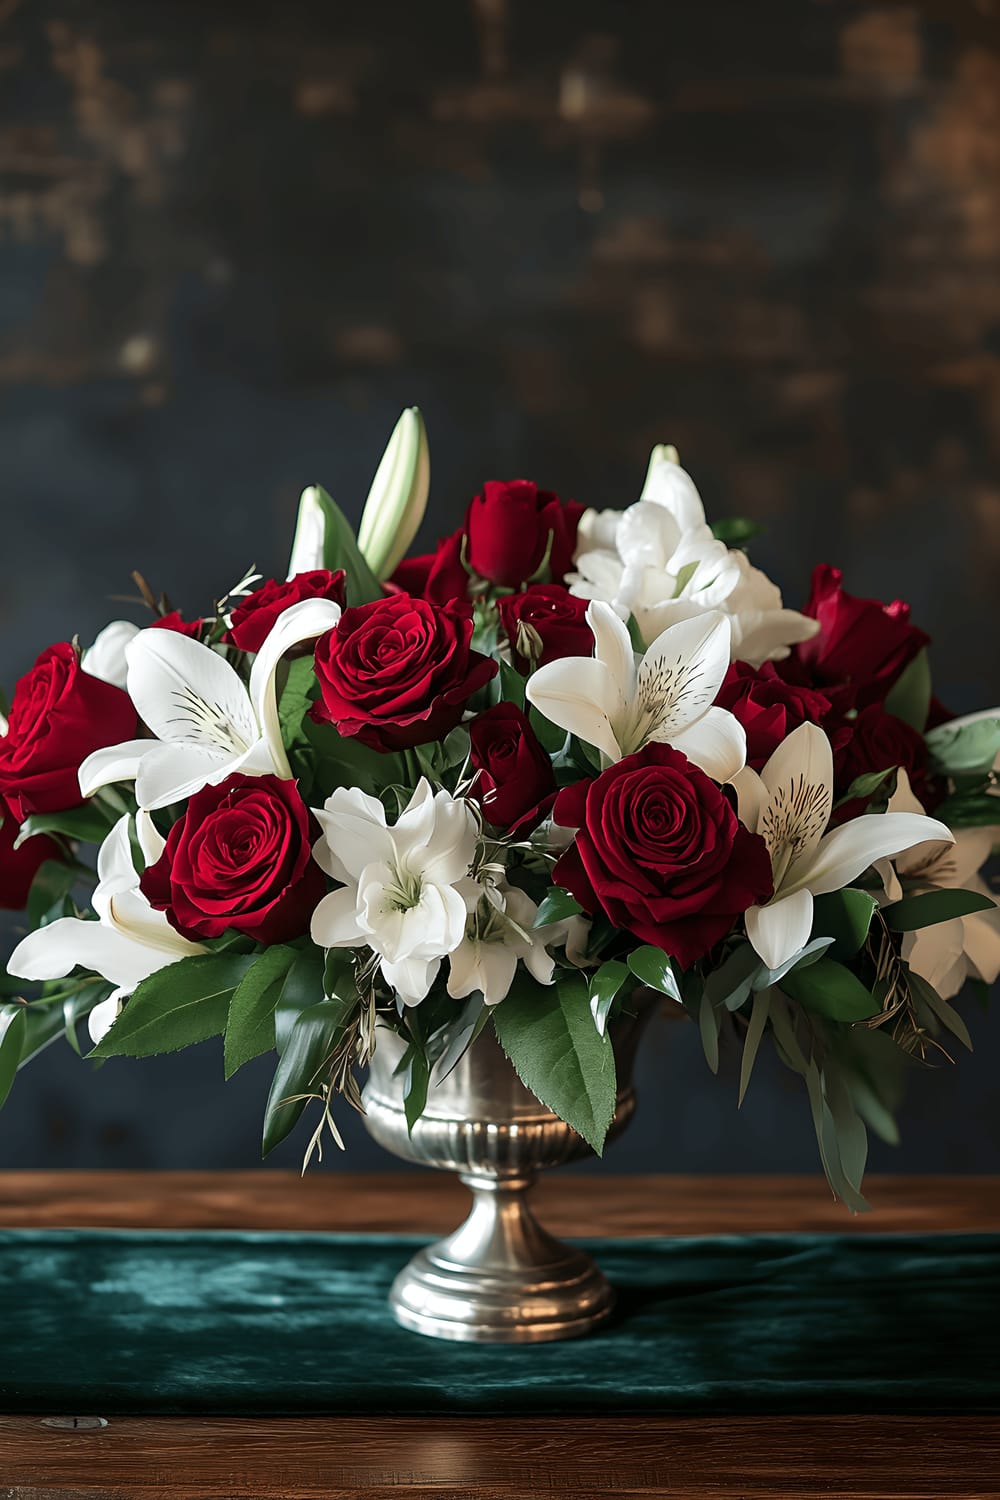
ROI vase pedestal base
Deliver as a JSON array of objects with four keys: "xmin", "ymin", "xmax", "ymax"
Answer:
[{"xmin": 389, "ymin": 1172, "xmax": 616, "ymax": 1344}]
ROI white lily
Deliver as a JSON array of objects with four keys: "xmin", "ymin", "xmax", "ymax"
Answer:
[
  {"xmin": 569, "ymin": 445, "xmax": 817, "ymax": 666},
  {"xmin": 356, "ymin": 407, "xmax": 430, "ymax": 580},
  {"xmin": 878, "ymin": 771, "xmax": 1000, "ymax": 999},
  {"xmin": 447, "ymin": 880, "xmax": 590, "ymax": 1006},
  {"xmin": 7, "ymin": 814, "xmax": 204, "ymax": 1044},
  {"xmin": 78, "ymin": 597, "xmax": 342, "ymax": 810},
  {"xmin": 525, "ymin": 599, "xmax": 746, "ymax": 782},
  {"xmin": 82, "ymin": 620, "xmax": 141, "ymax": 690},
  {"xmin": 737, "ymin": 723, "xmax": 954, "ymax": 971},
  {"xmin": 310, "ymin": 780, "xmax": 478, "ymax": 1006}
]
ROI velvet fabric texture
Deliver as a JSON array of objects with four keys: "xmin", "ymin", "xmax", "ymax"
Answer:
[{"xmin": 1, "ymin": 1229, "xmax": 996, "ymax": 1415}]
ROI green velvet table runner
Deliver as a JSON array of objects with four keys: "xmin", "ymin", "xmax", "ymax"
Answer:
[{"xmin": 1, "ymin": 1229, "xmax": 996, "ymax": 1414}]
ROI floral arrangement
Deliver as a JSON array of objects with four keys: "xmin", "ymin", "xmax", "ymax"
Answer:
[{"xmin": 2, "ymin": 409, "xmax": 998, "ymax": 1208}]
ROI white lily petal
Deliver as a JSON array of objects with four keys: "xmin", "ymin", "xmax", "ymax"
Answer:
[
  {"xmin": 248, "ymin": 596, "xmax": 343, "ymax": 780},
  {"xmin": 134, "ymin": 742, "xmax": 233, "ymax": 812},
  {"xmin": 287, "ymin": 485, "xmax": 328, "ymax": 577},
  {"xmin": 87, "ymin": 992, "xmax": 125, "ymax": 1046},
  {"xmin": 78, "ymin": 740, "xmax": 154, "ymax": 798},
  {"xmin": 637, "ymin": 610, "xmax": 732, "ymax": 736},
  {"xmin": 745, "ymin": 889, "xmax": 815, "ymax": 971},
  {"xmin": 126, "ymin": 629, "xmax": 258, "ymax": 753},
  {"xmin": 356, "ymin": 407, "xmax": 430, "ymax": 580},
  {"xmin": 313, "ymin": 786, "xmax": 392, "ymax": 882},
  {"xmin": 7, "ymin": 919, "xmax": 158, "ymax": 991},
  {"xmin": 640, "ymin": 449, "xmax": 707, "ymax": 531},
  {"xmin": 381, "ymin": 954, "xmax": 439, "ymax": 1006},
  {"xmin": 135, "ymin": 809, "xmax": 166, "ymax": 868},
  {"xmin": 758, "ymin": 722, "xmax": 834, "ymax": 870},
  {"xmin": 526, "ymin": 656, "xmax": 624, "ymax": 762},
  {"xmin": 310, "ymin": 887, "xmax": 370, "ymax": 949},
  {"xmin": 83, "ymin": 621, "xmax": 141, "ymax": 690},
  {"xmin": 669, "ymin": 706, "xmax": 746, "ymax": 783},
  {"xmin": 732, "ymin": 766, "xmax": 767, "ymax": 834},
  {"xmin": 587, "ymin": 600, "xmax": 637, "ymax": 698},
  {"xmin": 797, "ymin": 813, "xmax": 955, "ymax": 899}
]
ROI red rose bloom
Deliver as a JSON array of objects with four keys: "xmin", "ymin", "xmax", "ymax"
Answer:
[
  {"xmin": 391, "ymin": 481, "xmax": 584, "ymax": 603},
  {"xmin": 789, "ymin": 564, "xmax": 929, "ymax": 708},
  {"xmin": 715, "ymin": 661, "xmax": 837, "ymax": 771},
  {"xmin": 140, "ymin": 773, "xmax": 324, "ymax": 944},
  {"xmin": 225, "ymin": 570, "xmax": 346, "ymax": 653},
  {"xmin": 553, "ymin": 744, "xmax": 774, "ymax": 970},
  {"xmin": 0, "ymin": 643, "xmax": 138, "ymax": 821},
  {"xmin": 469, "ymin": 703, "xmax": 556, "ymax": 834},
  {"xmin": 312, "ymin": 592, "xmax": 497, "ymax": 751},
  {"xmin": 465, "ymin": 480, "xmax": 584, "ymax": 589},
  {"xmin": 833, "ymin": 705, "xmax": 941, "ymax": 821},
  {"xmin": 0, "ymin": 812, "xmax": 62, "ymax": 911},
  {"xmin": 496, "ymin": 585, "xmax": 593, "ymax": 671},
  {"xmin": 149, "ymin": 611, "xmax": 205, "ymax": 639}
]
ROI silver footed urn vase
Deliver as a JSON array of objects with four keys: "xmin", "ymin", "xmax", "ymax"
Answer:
[{"xmin": 361, "ymin": 995, "xmax": 653, "ymax": 1344}]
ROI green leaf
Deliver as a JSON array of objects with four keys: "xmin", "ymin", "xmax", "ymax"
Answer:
[
  {"xmin": 403, "ymin": 1046, "xmax": 430, "ymax": 1133},
  {"xmin": 738, "ymin": 988, "xmax": 770, "ymax": 1106},
  {"xmin": 296, "ymin": 484, "xmax": 382, "ymax": 605},
  {"xmin": 275, "ymin": 949, "xmax": 326, "ymax": 1051},
  {"xmin": 302, "ymin": 716, "xmax": 406, "ymax": 799},
  {"xmin": 588, "ymin": 960, "xmax": 630, "ymax": 1037},
  {"xmin": 625, "ymin": 614, "xmax": 646, "ymax": 652},
  {"xmin": 883, "ymin": 887, "xmax": 996, "ymax": 932},
  {"xmin": 26, "ymin": 859, "xmax": 78, "ymax": 928},
  {"xmin": 811, "ymin": 888, "xmax": 879, "ymax": 960},
  {"xmin": 883, "ymin": 649, "xmax": 931, "ymax": 732},
  {"xmin": 278, "ymin": 656, "xmax": 319, "ymax": 748},
  {"xmin": 90, "ymin": 952, "xmax": 257, "ymax": 1059},
  {"xmin": 698, "ymin": 991, "xmax": 720, "ymax": 1074},
  {"xmin": 907, "ymin": 970, "xmax": 973, "ymax": 1051},
  {"xmin": 704, "ymin": 943, "xmax": 762, "ymax": 1012},
  {"xmin": 16, "ymin": 803, "xmax": 114, "ymax": 849},
  {"xmin": 529, "ymin": 707, "xmax": 568, "ymax": 754},
  {"xmin": 0, "ymin": 1005, "xmax": 26, "ymax": 1108},
  {"xmin": 710, "ymin": 516, "xmax": 761, "ymax": 547},
  {"xmin": 497, "ymin": 659, "xmax": 526, "ymax": 709},
  {"xmin": 533, "ymin": 888, "xmax": 584, "ymax": 928},
  {"xmin": 926, "ymin": 716, "xmax": 1000, "ymax": 779},
  {"xmin": 779, "ymin": 957, "xmax": 879, "ymax": 1023},
  {"xmin": 627, "ymin": 945, "xmax": 682, "ymax": 1002},
  {"xmin": 757, "ymin": 936, "xmax": 834, "ymax": 989},
  {"xmin": 493, "ymin": 970, "xmax": 617, "ymax": 1155},
  {"xmin": 934, "ymin": 793, "xmax": 1000, "ymax": 829},
  {"xmin": 262, "ymin": 998, "xmax": 344, "ymax": 1155},
  {"xmin": 224, "ymin": 946, "xmax": 298, "ymax": 1080},
  {"xmin": 835, "ymin": 766, "xmax": 897, "ymax": 809}
]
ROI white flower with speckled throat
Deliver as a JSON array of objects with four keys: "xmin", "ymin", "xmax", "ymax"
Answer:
[
  {"xmin": 525, "ymin": 598, "xmax": 747, "ymax": 782},
  {"xmin": 736, "ymin": 722, "xmax": 953, "ymax": 971}
]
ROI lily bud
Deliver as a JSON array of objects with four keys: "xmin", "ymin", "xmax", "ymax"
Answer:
[
  {"xmin": 287, "ymin": 486, "xmax": 328, "ymax": 579},
  {"xmin": 356, "ymin": 407, "xmax": 430, "ymax": 581}
]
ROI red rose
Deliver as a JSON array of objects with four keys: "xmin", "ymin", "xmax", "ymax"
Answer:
[
  {"xmin": 391, "ymin": 534, "xmax": 469, "ymax": 606},
  {"xmin": 496, "ymin": 585, "xmax": 593, "ymax": 671},
  {"xmin": 312, "ymin": 592, "xmax": 497, "ymax": 751},
  {"xmin": 0, "ymin": 811, "xmax": 62, "ymax": 911},
  {"xmin": 553, "ymin": 744, "xmax": 774, "ymax": 969},
  {"xmin": 715, "ymin": 661, "xmax": 837, "ymax": 771},
  {"xmin": 469, "ymin": 704, "xmax": 556, "ymax": 834},
  {"xmin": 0, "ymin": 643, "xmax": 138, "ymax": 821},
  {"xmin": 149, "ymin": 611, "xmax": 205, "ymax": 640},
  {"xmin": 833, "ymin": 705, "xmax": 940, "ymax": 821},
  {"xmin": 391, "ymin": 482, "xmax": 584, "ymax": 602},
  {"xmin": 225, "ymin": 570, "xmax": 346, "ymax": 653},
  {"xmin": 790, "ymin": 564, "xmax": 929, "ymax": 709},
  {"xmin": 140, "ymin": 773, "xmax": 324, "ymax": 943},
  {"xmin": 465, "ymin": 480, "xmax": 584, "ymax": 589}
]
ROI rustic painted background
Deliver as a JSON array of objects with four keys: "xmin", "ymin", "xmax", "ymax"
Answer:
[{"xmin": 2, "ymin": 0, "xmax": 999, "ymax": 1172}]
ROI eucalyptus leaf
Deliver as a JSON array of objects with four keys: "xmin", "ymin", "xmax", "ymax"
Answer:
[
  {"xmin": 704, "ymin": 943, "xmax": 762, "ymax": 1012},
  {"xmin": 492, "ymin": 970, "xmax": 617, "ymax": 1155},
  {"xmin": 883, "ymin": 888, "xmax": 996, "ymax": 932},
  {"xmin": 907, "ymin": 970, "xmax": 973, "ymax": 1051},
  {"xmin": 738, "ymin": 988, "xmax": 770, "ymax": 1107},
  {"xmin": 756, "ymin": 936, "xmax": 834, "ymax": 990},
  {"xmin": 698, "ymin": 991, "xmax": 720, "ymax": 1074},
  {"xmin": 91, "ymin": 952, "xmax": 257, "ymax": 1059}
]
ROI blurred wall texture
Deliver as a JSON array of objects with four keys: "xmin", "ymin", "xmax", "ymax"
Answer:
[{"xmin": 1, "ymin": 0, "xmax": 999, "ymax": 1173}]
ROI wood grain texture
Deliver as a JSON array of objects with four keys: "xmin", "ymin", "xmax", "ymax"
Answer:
[
  {"xmin": 0, "ymin": 1170, "xmax": 998, "ymax": 1233},
  {"xmin": 0, "ymin": 1174, "xmax": 998, "ymax": 1496},
  {"xmin": 1, "ymin": 1414, "xmax": 999, "ymax": 1499}
]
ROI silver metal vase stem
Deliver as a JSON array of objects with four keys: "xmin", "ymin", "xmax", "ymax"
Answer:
[{"xmin": 361, "ymin": 992, "xmax": 655, "ymax": 1343}]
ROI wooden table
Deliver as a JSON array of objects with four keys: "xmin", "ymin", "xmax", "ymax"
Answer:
[{"xmin": 0, "ymin": 1172, "xmax": 997, "ymax": 1499}]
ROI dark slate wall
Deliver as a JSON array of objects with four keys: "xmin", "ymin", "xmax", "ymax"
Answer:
[{"xmin": 1, "ymin": 0, "xmax": 998, "ymax": 1172}]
